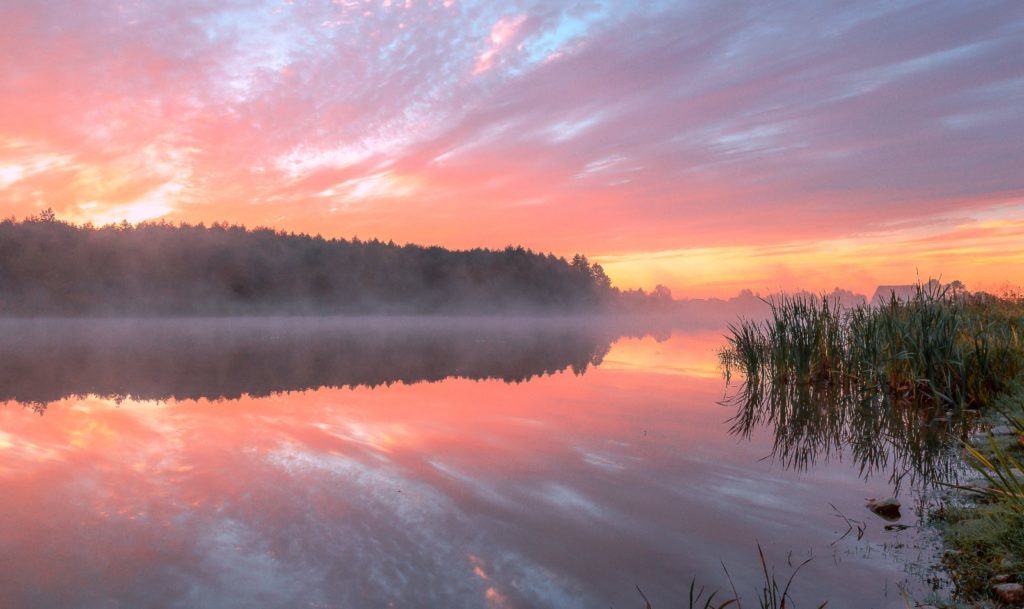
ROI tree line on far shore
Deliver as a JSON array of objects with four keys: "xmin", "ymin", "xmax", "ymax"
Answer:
[{"xmin": 0, "ymin": 210, "xmax": 674, "ymax": 316}]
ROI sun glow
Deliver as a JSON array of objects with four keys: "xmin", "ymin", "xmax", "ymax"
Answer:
[{"xmin": 598, "ymin": 210, "xmax": 1024, "ymax": 298}]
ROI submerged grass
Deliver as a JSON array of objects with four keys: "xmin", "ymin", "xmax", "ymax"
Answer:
[{"xmin": 637, "ymin": 544, "xmax": 825, "ymax": 609}]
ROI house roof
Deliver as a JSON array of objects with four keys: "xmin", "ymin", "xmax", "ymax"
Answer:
[{"xmin": 871, "ymin": 285, "xmax": 919, "ymax": 304}]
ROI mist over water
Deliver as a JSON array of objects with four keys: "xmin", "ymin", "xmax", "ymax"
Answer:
[{"xmin": 0, "ymin": 317, "xmax": 944, "ymax": 609}]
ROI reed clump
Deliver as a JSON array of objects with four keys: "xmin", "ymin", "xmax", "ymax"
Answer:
[
  {"xmin": 720, "ymin": 285, "xmax": 1024, "ymax": 410},
  {"xmin": 720, "ymin": 285, "xmax": 1024, "ymax": 605}
]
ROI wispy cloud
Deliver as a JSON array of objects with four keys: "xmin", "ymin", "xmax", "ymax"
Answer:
[{"xmin": 473, "ymin": 14, "xmax": 528, "ymax": 75}]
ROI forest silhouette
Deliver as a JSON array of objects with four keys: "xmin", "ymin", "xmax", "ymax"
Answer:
[{"xmin": 0, "ymin": 211, "xmax": 658, "ymax": 315}]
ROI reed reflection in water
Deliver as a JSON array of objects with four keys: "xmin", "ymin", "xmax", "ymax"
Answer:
[{"xmin": 724, "ymin": 376, "xmax": 977, "ymax": 492}]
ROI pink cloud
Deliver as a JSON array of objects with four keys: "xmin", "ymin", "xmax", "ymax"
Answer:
[{"xmin": 473, "ymin": 14, "xmax": 528, "ymax": 75}]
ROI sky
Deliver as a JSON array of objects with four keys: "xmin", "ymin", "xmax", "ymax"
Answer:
[{"xmin": 1, "ymin": 0, "xmax": 1022, "ymax": 298}]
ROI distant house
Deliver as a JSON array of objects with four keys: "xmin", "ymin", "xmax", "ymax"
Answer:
[
  {"xmin": 871, "ymin": 285, "xmax": 918, "ymax": 305},
  {"xmin": 870, "ymin": 279, "xmax": 942, "ymax": 305}
]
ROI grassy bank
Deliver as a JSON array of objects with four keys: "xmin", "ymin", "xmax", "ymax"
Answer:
[
  {"xmin": 933, "ymin": 382, "xmax": 1024, "ymax": 606},
  {"xmin": 719, "ymin": 286, "xmax": 1024, "ymax": 607}
]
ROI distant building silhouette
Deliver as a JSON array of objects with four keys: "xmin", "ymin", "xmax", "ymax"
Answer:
[{"xmin": 870, "ymin": 279, "xmax": 942, "ymax": 305}]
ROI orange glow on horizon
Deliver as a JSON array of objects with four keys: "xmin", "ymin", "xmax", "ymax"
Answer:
[{"xmin": 596, "ymin": 212, "xmax": 1024, "ymax": 298}]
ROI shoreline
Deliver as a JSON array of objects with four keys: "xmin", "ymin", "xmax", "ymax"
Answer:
[{"xmin": 929, "ymin": 380, "xmax": 1024, "ymax": 608}]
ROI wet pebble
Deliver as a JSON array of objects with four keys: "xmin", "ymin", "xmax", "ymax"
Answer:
[{"xmin": 866, "ymin": 497, "xmax": 901, "ymax": 520}]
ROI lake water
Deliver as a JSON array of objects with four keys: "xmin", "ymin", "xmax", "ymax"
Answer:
[{"xmin": 0, "ymin": 318, "xmax": 945, "ymax": 609}]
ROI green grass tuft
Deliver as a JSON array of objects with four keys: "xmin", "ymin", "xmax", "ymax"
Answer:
[{"xmin": 720, "ymin": 285, "xmax": 1024, "ymax": 411}]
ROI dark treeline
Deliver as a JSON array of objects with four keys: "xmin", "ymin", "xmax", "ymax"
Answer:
[
  {"xmin": 0, "ymin": 211, "xmax": 643, "ymax": 315},
  {"xmin": 0, "ymin": 317, "xmax": 672, "ymax": 406}
]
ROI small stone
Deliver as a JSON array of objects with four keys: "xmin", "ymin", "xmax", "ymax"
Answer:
[
  {"xmin": 993, "ymin": 574, "xmax": 1014, "ymax": 584},
  {"xmin": 884, "ymin": 523, "xmax": 912, "ymax": 531},
  {"xmin": 991, "ymin": 425, "xmax": 1016, "ymax": 436},
  {"xmin": 994, "ymin": 583, "xmax": 1024, "ymax": 605},
  {"xmin": 866, "ymin": 497, "xmax": 901, "ymax": 520}
]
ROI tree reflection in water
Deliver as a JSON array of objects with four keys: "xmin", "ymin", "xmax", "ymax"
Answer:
[{"xmin": 0, "ymin": 317, "xmax": 673, "ymax": 408}]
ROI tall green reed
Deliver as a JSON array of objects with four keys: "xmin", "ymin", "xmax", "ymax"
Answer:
[{"xmin": 720, "ymin": 285, "xmax": 1024, "ymax": 411}]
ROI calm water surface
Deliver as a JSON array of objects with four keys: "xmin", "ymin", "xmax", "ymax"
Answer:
[{"xmin": 0, "ymin": 318, "xmax": 943, "ymax": 609}]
